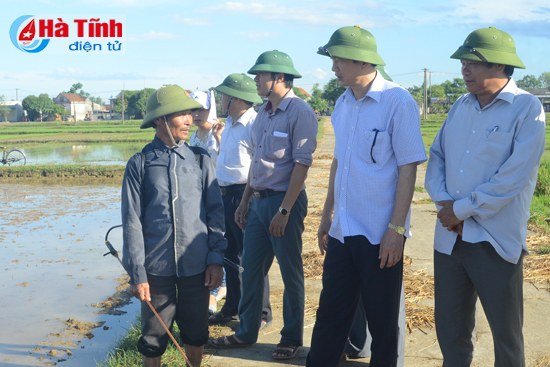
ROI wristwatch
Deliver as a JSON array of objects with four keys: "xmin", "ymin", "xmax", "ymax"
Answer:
[
  {"xmin": 279, "ymin": 207, "xmax": 290, "ymax": 216},
  {"xmin": 388, "ymin": 223, "xmax": 406, "ymax": 236}
]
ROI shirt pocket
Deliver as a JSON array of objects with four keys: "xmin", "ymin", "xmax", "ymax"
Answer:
[
  {"xmin": 357, "ymin": 128, "xmax": 392, "ymax": 169},
  {"xmin": 265, "ymin": 132, "xmax": 290, "ymax": 160},
  {"xmin": 477, "ymin": 130, "xmax": 513, "ymax": 167}
]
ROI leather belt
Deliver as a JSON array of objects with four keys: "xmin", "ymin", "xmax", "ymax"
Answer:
[
  {"xmin": 220, "ymin": 184, "xmax": 246, "ymax": 196},
  {"xmin": 252, "ymin": 189, "xmax": 285, "ymax": 199}
]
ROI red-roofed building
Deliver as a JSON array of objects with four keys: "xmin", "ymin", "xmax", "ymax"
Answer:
[{"xmin": 54, "ymin": 93, "xmax": 103, "ymax": 120}]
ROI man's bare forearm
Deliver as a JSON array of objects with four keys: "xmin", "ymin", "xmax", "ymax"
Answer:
[
  {"xmin": 321, "ymin": 158, "xmax": 338, "ymax": 219},
  {"xmin": 281, "ymin": 163, "xmax": 310, "ymax": 211},
  {"xmin": 390, "ymin": 163, "xmax": 417, "ymax": 225}
]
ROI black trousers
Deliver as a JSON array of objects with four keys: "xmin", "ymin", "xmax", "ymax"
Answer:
[
  {"xmin": 220, "ymin": 189, "xmax": 272, "ymax": 322},
  {"xmin": 307, "ymin": 235, "xmax": 403, "ymax": 367}
]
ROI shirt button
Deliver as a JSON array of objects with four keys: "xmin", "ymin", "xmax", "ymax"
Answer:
[
  {"xmin": 347, "ymin": 146, "xmax": 351, "ymax": 149},
  {"xmin": 341, "ymin": 207, "xmax": 344, "ymax": 210},
  {"xmin": 351, "ymin": 126, "xmax": 355, "ymax": 129},
  {"xmin": 456, "ymin": 190, "xmax": 460, "ymax": 194},
  {"xmin": 344, "ymin": 167, "xmax": 348, "ymax": 170},
  {"xmin": 472, "ymin": 130, "xmax": 476, "ymax": 133},
  {"xmin": 478, "ymin": 111, "xmax": 482, "ymax": 115},
  {"xmin": 264, "ymin": 130, "xmax": 266, "ymax": 132},
  {"xmin": 253, "ymin": 177, "xmax": 256, "ymax": 179},
  {"xmin": 255, "ymin": 161, "xmax": 257, "ymax": 163},
  {"xmin": 259, "ymin": 145, "xmax": 261, "ymax": 148},
  {"xmin": 341, "ymin": 187, "xmax": 345, "ymax": 190},
  {"xmin": 460, "ymin": 169, "xmax": 463, "ymax": 173},
  {"xmin": 466, "ymin": 150, "xmax": 470, "ymax": 153}
]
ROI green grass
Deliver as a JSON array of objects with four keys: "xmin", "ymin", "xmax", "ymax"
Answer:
[
  {"xmin": 317, "ymin": 117, "xmax": 325, "ymax": 141},
  {"xmin": 0, "ymin": 164, "xmax": 126, "ymax": 179},
  {"xmin": 97, "ymin": 314, "xmax": 225, "ymax": 367},
  {"xmin": 414, "ymin": 186, "xmax": 426, "ymax": 193}
]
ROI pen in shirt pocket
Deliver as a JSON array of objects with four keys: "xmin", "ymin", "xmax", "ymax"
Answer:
[
  {"xmin": 367, "ymin": 128, "xmax": 379, "ymax": 140},
  {"xmin": 487, "ymin": 125, "xmax": 499, "ymax": 138}
]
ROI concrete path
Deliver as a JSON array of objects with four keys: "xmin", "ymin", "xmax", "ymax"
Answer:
[{"xmin": 205, "ymin": 118, "xmax": 550, "ymax": 367}]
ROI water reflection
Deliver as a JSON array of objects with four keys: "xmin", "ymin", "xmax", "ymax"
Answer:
[{"xmin": 17, "ymin": 143, "xmax": 145, "ymax": 165}]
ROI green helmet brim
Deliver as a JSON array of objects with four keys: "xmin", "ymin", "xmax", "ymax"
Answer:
[
  {"xmin": 140, "ymin": 97, "xmax": 203, "ymax": 129},
  {"xmin": 450, "ymin": 47, "xmax": 525, "ymax": 69},
  {"xmin": 317, "ymin": 44, "xmax": 386, "ymax": 66},
  {"xmin": 248, "ymin": 64, "xmax": 302, "ymax": 78},
  {"xmin": 215, "ymin": 84, "xmax": 263, "ymax": 104}
]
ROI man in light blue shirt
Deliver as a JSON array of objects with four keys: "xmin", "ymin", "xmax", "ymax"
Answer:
[
  {"xmin": 425, "ymin": 27, "xmax": 546, "ymax": 366},
  {"xmin": 307, "ymin": 26, "xmax": 426, "ymax": 367}
]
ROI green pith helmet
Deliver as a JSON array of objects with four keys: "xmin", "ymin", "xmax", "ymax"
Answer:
[
  {"xmin": 248, "ymin": 50, "xmax": 302, "ymax": 78},
  {"xmin": 140, "ymin": 85, "xmax": 203, "ymax": 129},
  {"xmin": 318, "ymin": 25, "xmax": 385, "ymax": 66},
  {"xmin": 450, "ymin": 26, "xmax": 525, "ymax": 69},
  {"xmin": 376, "ymin": 65, "xmax": 392, "ymax": 82},
  {"xmin": 215, "ymin": 73, "xmax": 263, "ymax": 104}
]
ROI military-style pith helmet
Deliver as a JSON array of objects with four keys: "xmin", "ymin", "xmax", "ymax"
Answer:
[
  {"xmin": 215, "ymin": 73, "xmax": 263, "ymax": 104},
  {"xmin": 318, "ymin": 25, "xmax": 385, "ymax": 66},
  {"xmin": 140, "ymin": 85, "xmax": 203, "ymax": 129},
  {"xmin": 450, "ymin": 26, "xmax": 525, "ymax": 69},
  {"xmin": 248, "ymin": 50, "xmax": 302, "ymax": 78}
]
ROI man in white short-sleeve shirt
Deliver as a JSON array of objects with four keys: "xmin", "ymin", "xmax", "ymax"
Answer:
[{"xmin": 307, "ymin": 26, "xmax": 426, "ymax": 367}]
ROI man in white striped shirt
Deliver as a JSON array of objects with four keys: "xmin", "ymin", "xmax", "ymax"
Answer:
[{"xmin": 307, "ymin": 26, "xmax": 427, "ymax": 367}]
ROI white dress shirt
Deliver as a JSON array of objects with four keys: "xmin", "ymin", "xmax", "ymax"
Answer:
[
  {"xmin": 329, "ymin": 72, "xmax": 427, "ymax": 244},
  {"xmin": 216, "ymin": 107, "xmax": 256, "ymax": 187},
  {"xmin": 425, "ymin": 79, "xmax": 546, "ymax": 264}
]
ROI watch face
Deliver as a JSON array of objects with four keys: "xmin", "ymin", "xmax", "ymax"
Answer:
[
  {"xmin": 397, "ymin": 227, "xmax": 405, "ymax": 235},
  {"xmin": 279, "ymin": 207, "xmax": 288, "ymax": 216}
]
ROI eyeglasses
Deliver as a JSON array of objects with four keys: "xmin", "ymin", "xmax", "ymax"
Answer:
[
  {"xmin": 459, "ymin": 46, "xmax": 488, "ymax": 63},
  {"xmin": 318, "ymin": 46, "xmax": 333, "ymax": 58}
]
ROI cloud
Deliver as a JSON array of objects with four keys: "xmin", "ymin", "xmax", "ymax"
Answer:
[
  {"xmin": 304, "ymin": 68, "xmax": 332, "ymax": 80},
  {"xmin": 449, "ymin": 0, "xmax": 550, "ymax": 24},
  {"xmin": 238, "ymin": 31, "xmax": 281, "ymax": 41},
  {"xmin": 127, "ymin": 31, "xmax": 182, "ymax": 43},
  {"xmin": 80, "ymin": 0, "xmax": 174, "ymax": 7},
  {"xmin": 172, "ymin": 15, "xmax": 212, "ymax": 26},
  {"xmin": 202, "ymin": 1, "xmax": 398, "ymax": 28}
]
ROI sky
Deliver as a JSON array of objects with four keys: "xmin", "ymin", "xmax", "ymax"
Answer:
[{"xmin": 1, "ymin": 0, "xmax": 549, "ymax": 103}]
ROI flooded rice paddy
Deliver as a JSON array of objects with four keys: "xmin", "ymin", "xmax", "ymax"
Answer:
[
  {"xmin": 15, "ymin": 143, "xmax": 144, "ymax": 165},
  {"xmin": 0, "ymin": 182, "xmax": 140, "ymax": 366}
]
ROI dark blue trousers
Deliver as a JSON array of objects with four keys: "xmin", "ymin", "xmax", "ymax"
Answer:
[
  {"xmin": 307, "ymin": 235, "xmax": 403, "ymax": 367},
  {"xmin": 220, "ymin": 189, "xmax": 272, "ymax": 322}
]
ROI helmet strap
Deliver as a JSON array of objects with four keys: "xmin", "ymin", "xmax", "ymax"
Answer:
[
  {"xmin": 265, "ymin": 73, "xmax": 278, "ymax": 98},
  {"xmin": 225, "ymin": 97, "xmax": 233, "ymax": 116},
  {"xmin": 164, "ymin": 116, "xmax": 184, "ymax": 148}
]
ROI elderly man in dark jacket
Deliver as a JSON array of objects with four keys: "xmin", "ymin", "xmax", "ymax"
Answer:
[{"xmin": 122, "ymin": 85, "xmax": 227, "ymax": 367}]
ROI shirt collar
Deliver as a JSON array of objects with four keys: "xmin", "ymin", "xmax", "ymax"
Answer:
[
  {"xmin": 342, "ymin": 70, "xmax": 385, "ymax": 103},
  {"xmin": 230, "ymin": 107, "xmax": 256, "ymax": 127},
  {"xmin": 465, "ymin": 77, "xmax": 516, "ymax": 109},
  {"xmin": 152, "ymin": 135, "xmax": 187, "ymax": 159},
  {"xmin": 265, "ymin": 88, "xmax": 295, "ymax": 113}
]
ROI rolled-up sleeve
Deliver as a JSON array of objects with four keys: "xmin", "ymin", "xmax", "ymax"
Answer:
[
  {"xmin": 291, "ymin": 109, "xmax": 318, "ymax": 167},
  {"xmin": 201, "ymin": 154, "xmax": 228, "ymax": 266},
  {"xmin": 453, "ymin": 101, "xmax": 546, "ymax": 220},
  {"xmin": 391, "ymin": 100, "xmax": 427, "ymax": 167},
  {"xmin": 121, "ymin": 154, "xmax": 148, "ymax": 285}
]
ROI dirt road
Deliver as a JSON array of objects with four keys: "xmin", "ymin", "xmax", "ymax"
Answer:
[{"xmin": 205, "ymin": 118, "xmax": 550, "ymax": 367}]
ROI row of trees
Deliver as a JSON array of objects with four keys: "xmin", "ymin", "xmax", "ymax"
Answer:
[
  {"xmin": 19, "ymin": 83, "xmax": 104, "ymax": 121},
  {"xmin": 516, "ymin": 72, "xmax": 550, "ymax": 89}
]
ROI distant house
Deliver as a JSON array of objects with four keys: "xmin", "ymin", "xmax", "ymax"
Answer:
[
  {"xmin": 295, "ymin": 87, "xmax": 312, "ymax": 100},
  {"xmin": 0, "ymin": 101, "xmax": 24, "ymax": 122},
  {"xmin": 523, "ymin": 88, "xmax": 550, "ymax": 112},
  {"xmin": 53, "ymin": 93, "xmax": 95, "ymax": 121}
]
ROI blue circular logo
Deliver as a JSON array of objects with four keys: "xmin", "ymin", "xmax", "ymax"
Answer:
[{"xmin": 10, "ymin": 15, "xmax": 50, "ymax": 53}]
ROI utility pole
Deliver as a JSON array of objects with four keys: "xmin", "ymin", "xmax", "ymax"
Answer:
[
  {"xmin": 429, "ymin": 72, "xmax": 432, "ymax": 101},
  {"xmin": 423, "ymin": 68, "xmax": 428, "ymax": 120},
  {"xmin": 121, "ymin": 86, "xmax": 125, "ymax": 124}
]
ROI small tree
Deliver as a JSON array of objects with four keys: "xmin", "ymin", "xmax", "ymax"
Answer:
[
  {"xmin": 322, "ymin": 78, "xmax": 346, "ymax": 104},
  {"xmin": 307, "ymin": 84, "xmax": 328, "ymax": 112},
  {"xmin": 538, "ymin": 72, "xmax": 550, "ymax": 88},
  {"xmin": 0, "ymin": 95, "xmax": 11, "ymax": 122}
]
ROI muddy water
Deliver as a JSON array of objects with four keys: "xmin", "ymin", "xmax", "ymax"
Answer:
[
  {"xmin": 16, "ymin": 143, "xmax": 144, "ymax": 165},
  {"xmin": 0, "ymin": 183, "xmax": 140, "ymax": 366}
]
